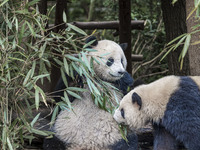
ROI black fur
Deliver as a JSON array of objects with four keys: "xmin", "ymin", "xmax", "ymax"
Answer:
[
  {"xmin": 120, "ymin": 43, "xmax": 128, "ymax": 51},
  {"xmin": 115, "ymin": 72, "xmax": 134, "ymax": 95},
  {"xmin": 53, "ymin": 71, "xmax": 83, "ymax": 103},
  {"xmin": 110, "ymin": 133, "xmax": 138, "ymax": 150},
  {"xmin": 132, "ymin": 92, "xmax": 142, "ymax": 110},
  {"xmin": 162, "ymin": 76, "xmax": 200, "ymax": 150},
  {"xmin": 43, "ymin": 135, "xmax": 66, "ymax": 150},
  {"xmin": 132, "ymin": 79, "xmax": 144, "ymax": 89},
  {"xmin": 85, "ymin": 36, "xmax": 98, "ymax": 48},
  {"xmin": 153, "ymin": 123, "xmax": 177, "ymax": 150}
]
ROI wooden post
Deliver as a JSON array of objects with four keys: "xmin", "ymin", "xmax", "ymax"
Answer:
[
  {"xmin": 51, "ymin": 0, "xmax": 68, "ymax": 92},
  {"xmin": 54, "ymin": 0, "xmax": 68, "ymax": 32},
  {"xmin": 119, "ymin": 0, "xmax": 132, "ymax": 74},
  {"xmin": 38, "ymin": 0, "xmax": 47, "ymax": 15}
]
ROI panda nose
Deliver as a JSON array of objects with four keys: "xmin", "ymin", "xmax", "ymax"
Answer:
[{"xmin": 118, "ymin": 71, "xmax": 125, "ymax": 75}]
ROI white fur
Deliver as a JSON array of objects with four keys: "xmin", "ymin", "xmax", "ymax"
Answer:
[
  {"xmin": 54, "ymin": 39, "xmax": 128, "ymax": 149},
  {"xmin": 114, "ymin": 75, "xmax": 180, "ymax": 130}
]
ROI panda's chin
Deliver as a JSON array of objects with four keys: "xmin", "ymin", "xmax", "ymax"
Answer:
[{"xmin": 109, "ymin": 72, "xmax": 123, "ymax": 79}]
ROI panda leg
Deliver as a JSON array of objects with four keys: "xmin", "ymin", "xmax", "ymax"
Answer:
[
  {"xmin": 43, "ymin": 135, "xmax": 66, "ymax": 150},
  {"xmin": 153, "ymin": 123, "xmax": 177, "ymax": 150}
]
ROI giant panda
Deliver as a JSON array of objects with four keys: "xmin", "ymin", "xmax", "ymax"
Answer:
[
  {"xmin": 43, "ymin": 36, "xmax": 138, "ymax": 150},
  {"xmin": 113, "ymin": 75, "xmax": 200, "ymax": 150}
]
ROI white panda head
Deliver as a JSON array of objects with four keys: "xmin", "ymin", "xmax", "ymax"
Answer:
[
  {"xmin": 86, "ymin": 36, "xmax": 128, "ymax": 82},
  {"xmin": 113, "ymin": 91, "xmax": 149, "ymax": 130}
]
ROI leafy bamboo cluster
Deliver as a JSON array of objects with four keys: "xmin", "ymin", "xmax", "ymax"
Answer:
[{"xmin": 0, "ymin": 0, "xmax": 119, "ymax": 149}]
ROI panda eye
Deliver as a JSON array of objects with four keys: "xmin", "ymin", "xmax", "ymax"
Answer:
[
  {"xmin": 121, "ymin": 108, "xmax": 125, "ymax": 119},
  {"xmin": 106, "ymin": 58, "xmax": 114, "ymax": 66}
]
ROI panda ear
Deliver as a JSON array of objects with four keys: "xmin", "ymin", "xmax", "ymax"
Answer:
[
  {"xmin": 120, "ymin": 43, "xmax": 128, "ymax": 51},
  {"xmin": 85, "ymin": 36, "xmax": 98, "ymax": 48},
  {"xmin": 132, "ymin": 92, "xmax": 142, "ymax": 110}
]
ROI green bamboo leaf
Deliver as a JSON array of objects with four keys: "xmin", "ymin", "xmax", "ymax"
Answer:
[
  {"xmin": 51, "ymin": 106, "xmax": 59, "ymax": 125},
  {"xmin": 0, "ymin": 0, "xmax": 9, "ymax": 7},
  {"xmin": 90, "ymin": 82, "xmax": 100, "ymax": 95},
  {"xmin": 65, "ymin": 54, "xmax": 82, "ymax": 62},
  {"xmin": 67, "ymin": 87, "xmax": 87, "ymax": 92},
  {"xmin": 100, "ymin": 52, "xmax": 111, "ymax": 57},
  {"xmin": 83, "ymin": 39, "xmax": 96, "ymax": 49},
  {"xmin": 39, "ymin": 41, "xmax": 47, "ymax": 58},
  {"xmin": 15, "ymin": 17, "xmax": 18, "ymax": 32},
  {"xmin": 63, "ymin": 11, "xmax": 67, "ymax": 23},
  {"xmin": 19, "ymin": 23, "xmax": 26, "ymax": 45},
  {"xmin": 63, "ymin": 91, "xmax": 72, "ymax": 110},
  {"xmin": 181, "ymin": 34, "xmax": 191, "ymax": 59},
  {"xmin": 160, "ymin": 45, "xmax": 175, "ymax": 62},
  {"xmin": 35, "ymin": 87, "xmax": 40, "ymax": 110},
  {"xmin": 167, "ymin": 33, "xmax": 187, "ymax": 46},
  {"xmin": 84, "ymin": 48, "xmax": 97, "ymax": 52},
  {"xmin": 26, "ymin": 21, "xmax": 35, "ymax": 36},
  {"xmin": 7, "ymin": 137, "xmax": 13, "ymax": 150},
  {"xmin": 23, "ymin": 69, "xmax": 32, "ymax": 86},
  {"xmin": 27, "ymin": 0, "xmax": 40, "ymax": 6},
  {"xmin": 86, "ymin": 78, "xmax": 93, "ymax": 93},
  {"xmin": 31, "ymin": 113, "xmax": 40, "ymax": 127},
  {"xmin": 31, "ymin": 128, "xmax": 49, "ymax": 136},
  {"xmin": 33, "ymin": 74, "xmax": 50, "ymax": 82},
  {"xmin": 30, "ymin": 61, "xmax": 36, "ymax": 78},
  {"xmin": 61, "ymin": 68, "xmax": 68, "ymax": 87},
  {"xmin": 63, "ymin": 58, "xmax": 69, "ymax": 75},
  {"xmin": 37, "ymin": 86, "xmax": 47, "ymax": 106},
  {"xmin": 173, "ymin": 36, "xmax": 187, "ymax": 51},
  {"xmin": 67, "ymin": 23, "xmax": 87, "ymax": 35},
  {"xmin": 67, "ymin": 90, "xmax": 82, "ymax": 99},
  {"xmin": 53, "ymin": 58, "xmax": 63, "ymax": 66},
  {"xmin": 71, "ymin": 62, "xmax": 81, "ymax": 75},
  {"xmin": 82, "ymin": 52, "xmax": 91, "ymax": 71},
  {"xmin": 8, "ymin": 57, "xmax": 25, "ymax": 62}
]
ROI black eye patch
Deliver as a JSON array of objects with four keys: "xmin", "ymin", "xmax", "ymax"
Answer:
[
  {"xmin": 121, "ymin": 108, "xmax": 125, "ymax": 119},
  {"xmin": 106, "ymin": 58, "xmax": 114, "ymax": 66}
]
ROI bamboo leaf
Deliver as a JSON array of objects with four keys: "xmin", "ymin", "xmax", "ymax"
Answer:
[
  {"xmin": 65, "ymin": 54, "xmax": 82, "ymax": 62},
  {"xmin": 7, "ymin": 137, "xmax": 13, "ymax": 150},
  {"xmin": 67, "ymin": 90, "xmax": 82, "ymax": 100},
  {"xmin": 63, "ymin": 11, "xmax": 67, "ymax": 23},
  {"xmin": 167, "ymin": 33, "xmax": 187, "ymax": 46},
  {"xmin": 82, "ymin": 52, "xmax": 91, "ymax": 71},
  {"xmin": 63, "ymin": 91, "xmax": 72, "ymax": 110},
  {"xmin": 35, "ymin": 87, "xmax": 40, "ymax": 110},
  {"xmin": 67, "ymin": 87, "xmax": 87, "ymax": 92},
  {"xmin": 26, "ymin": 21, "xmax": 35, "ymax": 36},
  {"xmin": 0, "ymin": 0, "xmax": 9, "ymax": 7},
  {"xmin": 27, "ymin": 0, "xmax": 40, "ymax": 6},
  {"xmin": 71, "ymin": 62, "xmax": 80, "ymax": 74},
  {"xmin": 30, "ymin": 113, "xmax": 40, "ymax": 127},
  {"xmin": 63, "ymin": 58, "xmax": 69, "ymax": 75},
  {"xmin": 23, "ymin": 69, "xmax": 32, "ymax": 86},
  {"xmin": 181, "ymin": 34, "xmax": 191, "ymax": 59},
  {"xmin": 67, "ymin": 23, "xmax": 87, "ymax": 35},
  {"xmin": 31, "ymin": 128, "xmax": 49, "ymax": 136},
  {"xmin": 61, "ymin": 68, "xmax": 68, "ymax": 87},
  {"xmin": 83, "ymin": 39, "xmax": 96, "ymax": 49},
  {"xmin": 51, "ymin": 106, "xmax": 59, "ymax": 125},
  {"xmin": 30, "ymin": 61, "xmax": 36, "ymax": 78}
]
